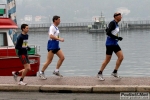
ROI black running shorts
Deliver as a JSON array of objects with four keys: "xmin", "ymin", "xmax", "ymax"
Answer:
[
  {"xmin": 106, "ymin": 45, "xmax": 121, "ymax": 55},
  {"xmin": 18, "ymin": 55, "xmax": 30, "ymax": 64},
  {"xmin": 48, "ymin": 49, "xmax": 60, "ymax": 54}
]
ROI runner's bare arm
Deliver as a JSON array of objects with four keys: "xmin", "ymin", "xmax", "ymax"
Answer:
[{"xmin": 50, "ymin": 34, "xmax": 64, "ymax": 42}]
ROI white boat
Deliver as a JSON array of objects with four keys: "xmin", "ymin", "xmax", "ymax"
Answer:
[{"xmin": 88, "ymin": 13, "xmax": 106, "ymax": 33}]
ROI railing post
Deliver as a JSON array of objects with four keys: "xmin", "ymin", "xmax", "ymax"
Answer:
[{"xmin": 7, "ymin": 46, "xmax": 8, "ymax": 56}]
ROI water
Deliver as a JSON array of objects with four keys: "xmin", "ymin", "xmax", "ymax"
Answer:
[{"xmin": 28, "ymin": 29, "xmax": 150, "ymax": 77}]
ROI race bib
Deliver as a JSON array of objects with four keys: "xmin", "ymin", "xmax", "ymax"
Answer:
[{"xmin": 22, "ymin": 40, "xmax": 28, "ymax": 48}]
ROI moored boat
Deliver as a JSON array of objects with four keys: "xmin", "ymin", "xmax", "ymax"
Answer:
[{"xmin": 0, "ymin": 3, "xmax": 40, "ymax": 76}]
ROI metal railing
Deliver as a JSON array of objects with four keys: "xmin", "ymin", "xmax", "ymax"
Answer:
[
  {"xmin": 123, "ymin": 20, "xmax": 150, "ymax": 24},
  {"xmin": 17, "ymin": 22, "xmax": 95, "ymax": 28},
  {"xmin": 0, "ymin": 45, "xmax": 40, "ymax": 57},
  {"xmin": 29, "ymin": 45, "xmax": 40, "ymax": 55},
  {"xmin": 17, "ymin": 20, "xmax": 150, "ymax": 28}
]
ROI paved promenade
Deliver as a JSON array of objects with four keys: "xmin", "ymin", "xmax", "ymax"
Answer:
[{"xmin": 0, "ymin": 76, "xmax": 150, "ymax": 93}]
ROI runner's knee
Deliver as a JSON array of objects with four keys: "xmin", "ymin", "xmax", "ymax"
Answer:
[
  {"xmin": 60, "ymin": 56, "xmax": 65, "ymax": 61},
  {"xmin": 47, "ymin": 60, "xmax": 52, "ymax": 64},
  {"xmin": 118, "ymin": 55, "xmax": 124, "ymax": 61},
  {"xmin": 103, "ymin": 58, "xmax": 111, "ymax": 65},
  {"xmin": 24, "ymin": 64, "xmax": 31, "ymax": 71},
  {"xmin": 27, "ymin": 66, "xmax": 31, "ymax": 71}
]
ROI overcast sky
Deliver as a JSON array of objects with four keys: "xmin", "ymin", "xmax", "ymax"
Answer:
[{"xmin": 1, "ymin": 0, "xmax": 150, "ymax": 23}]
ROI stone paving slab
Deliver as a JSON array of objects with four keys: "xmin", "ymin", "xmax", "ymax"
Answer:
[{"xmin": 0, "ymin": 76, "xmax": 150, "ymax": 93}]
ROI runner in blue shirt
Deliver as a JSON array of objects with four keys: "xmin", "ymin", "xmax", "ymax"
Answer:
[
  {"xmin": 97, "ymin": 12, "xmax": 124, "ymax": 81},
  {"xmin": 39, "ymin": 15, "xmax": 65, "ymax": 79}
]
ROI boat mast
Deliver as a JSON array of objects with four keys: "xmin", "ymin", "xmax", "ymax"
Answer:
[
  {"xmin": 6, "ymin": 0, "xmax": 17, "ymax": 45},
  {"xmin": 7, "ymin": 0, "xmax": 17, "ymax": 24}
]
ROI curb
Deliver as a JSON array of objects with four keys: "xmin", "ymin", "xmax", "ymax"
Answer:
[
  {"xmin": 0, "ymin": 84, "xmax": 150, "ymax": 93},
  {"xmin": 137, "ymin": 85, "xmax": 150, "ymax": 92},
  {"xmin": 40, "ymin": 85, "xmax": 92, "ymax": 93},
  {"xmin": 93, "ymin": 85, "xmax": 137, "ymax": 93},
  {"xmin": 0, "ymin": 84, "xmax": 40, "ymax": 92}
]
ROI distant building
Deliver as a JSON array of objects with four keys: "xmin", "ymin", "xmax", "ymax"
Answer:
[
  {"xmin": 24, "ymin": 15, "xmax": 32, "ymax": 22},
  {"xmin": 35, "ymin": 16, "xmax": 41, "ymax": 22}
]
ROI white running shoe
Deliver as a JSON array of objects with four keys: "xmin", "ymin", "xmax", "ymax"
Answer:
[
  {"xmin": 97, "ymin": 74, "xmax": 105, "ymax": 81},
  {"xmin": 12, "ymin": 71, "xmax": 17, "ymax": 82},
  {"xmin": 18, "ymin": 81, "xmax": 27, "ymax": 85},
  {"xmin": 53, "ymin": 71, "xmax": 63, "ymax": 77},
  {"xmin": 39, "ymin": 72, "xmax": 47, "ymax": 80},
  {"xmin": 111, "ymin": 73, "xmax": 121, "ymax": 78}
]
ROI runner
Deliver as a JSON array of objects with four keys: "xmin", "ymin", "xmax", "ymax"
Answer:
[
  {"xmin": 12, "ymin": 24, "xmax": 31, "ymax": 85},
  {"xmin": 97, "ymin": 12, "xmax": 124, "ymax": 81},
  {"xmin": 39, "ymin": 15, "xmax": 65, "ymax": 79}
]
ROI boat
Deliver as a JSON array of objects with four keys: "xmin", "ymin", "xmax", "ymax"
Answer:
[
  {"xmin": 88, "ymin": 13, "xmax": 106, "ymax": 33},
  {"xmin": 0, "ymin": 2, "xmax": 40, "ymax": 76}
]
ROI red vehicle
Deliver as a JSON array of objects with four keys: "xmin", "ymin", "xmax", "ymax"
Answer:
[{"xmin": 0, "ymin": 18, "xmax": 40, "ymax": 76}]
